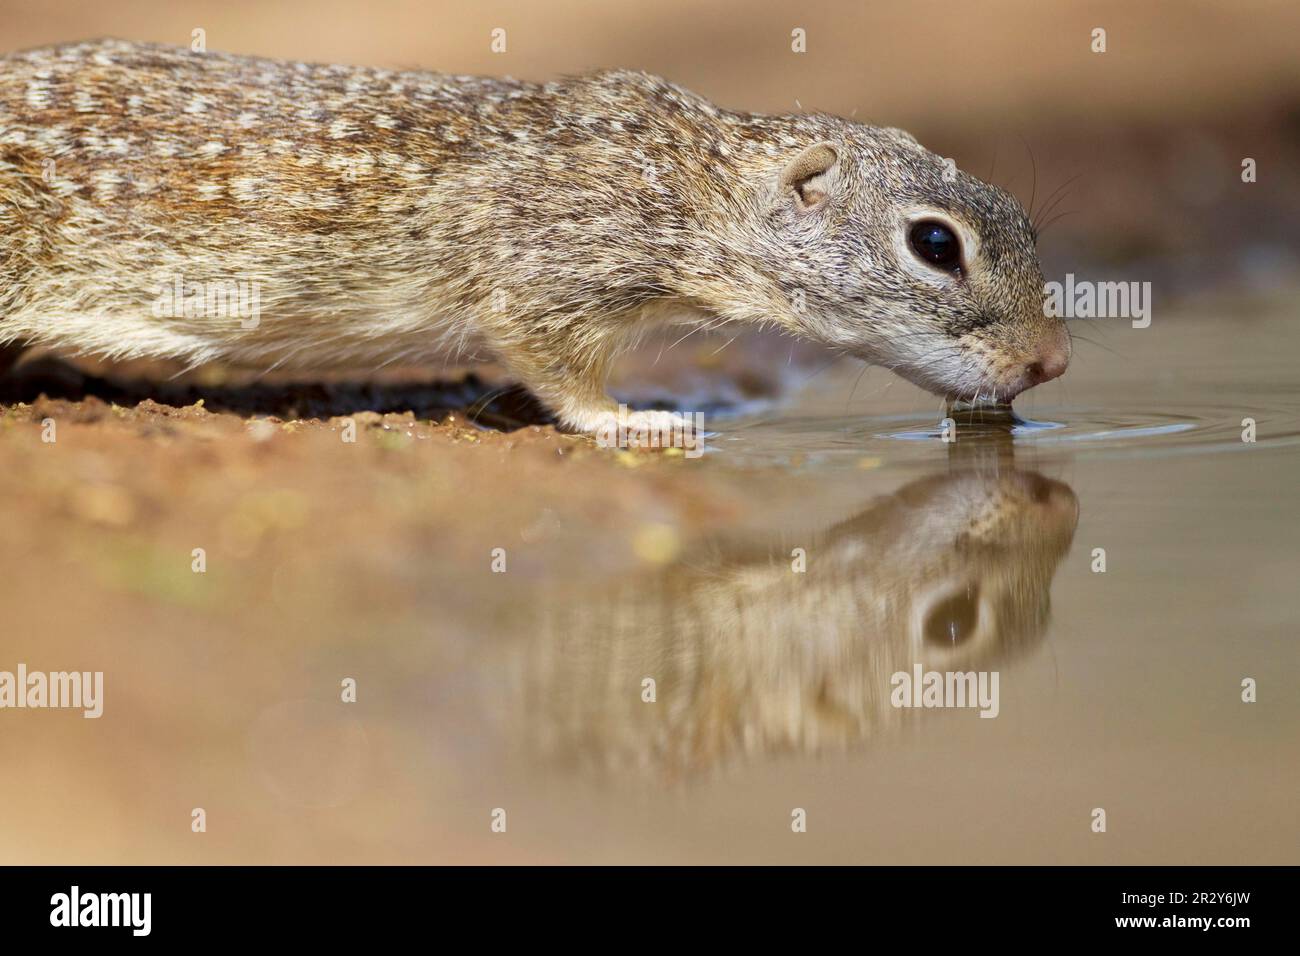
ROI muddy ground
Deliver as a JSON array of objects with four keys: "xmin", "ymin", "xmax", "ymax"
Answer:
[{"xmin": 0, "ymin": 342, "xmax": 809, "ymax": 669}]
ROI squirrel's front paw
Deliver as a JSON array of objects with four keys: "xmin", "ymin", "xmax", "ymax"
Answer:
[{"xmin": 586, "ymin": 406, "xmax": 706, "ymax": 456}]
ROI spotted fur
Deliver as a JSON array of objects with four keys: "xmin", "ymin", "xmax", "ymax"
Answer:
[{"xmin": 0, "ymin": 39, "xmax": 1068, "ymax": 430}]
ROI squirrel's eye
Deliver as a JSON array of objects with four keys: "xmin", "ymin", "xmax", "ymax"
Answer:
[
  {"xmin": 908, "ymin": 220, "xmax": 962, "ymax": 273},
  {"xmin": 922, "ymin": 585, "xmax": 980, "ymax": 648}
]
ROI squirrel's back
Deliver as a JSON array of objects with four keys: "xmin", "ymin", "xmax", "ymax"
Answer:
[
  {"xmin": 0, "ymin": 40, "xmax": 769, "ymax": 371},
  {"xmin": 0, "ymin": 41, "xmax": 522, "ymax": 365},
  {"xmin": 0, "ymin": 38, "xmax": 536, "ymax": 183}
]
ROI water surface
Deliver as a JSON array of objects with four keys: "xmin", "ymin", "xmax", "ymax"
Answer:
[{"xmin": 457, "ymin": 306, "xmax": 1300, "ymax": 863}]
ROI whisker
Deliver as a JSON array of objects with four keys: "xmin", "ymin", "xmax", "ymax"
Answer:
[
  {"xmin": 1032, "ymin": 172, "xmax": 1083, "ymax": 230},
  {"xmin": 844, "ymin": 360, "xmax": 870, "ymax": 412},
  {"xmin": 1035, "ymin": 209, "xmax": 1080, "ymax": 236},
  {"xmin": 1019, "ymin": 134, "xmax": 1039, "ymax": 222},
  {"xmin": 1066, "ymin": 331, "xmax": 1124, "ymax": 358}
]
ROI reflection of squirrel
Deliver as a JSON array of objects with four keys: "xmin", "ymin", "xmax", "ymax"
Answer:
[
  {"xmin": 0, "ymin": 40, "xmax": 1068, "ymax": 433},
  {"xmin": 505, "ymin": 465, "xmax": 1078, "ymax": 779}
]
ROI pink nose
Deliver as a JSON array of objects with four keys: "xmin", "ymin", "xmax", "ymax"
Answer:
[{"xmin": 1023, "ymin": 344, "xmax": 1069, "ymax": 386}]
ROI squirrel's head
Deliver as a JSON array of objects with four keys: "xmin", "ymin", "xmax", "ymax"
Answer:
[{"xmin": 761, "ymin": 126, "xmax": 1070, "ymax": 404}]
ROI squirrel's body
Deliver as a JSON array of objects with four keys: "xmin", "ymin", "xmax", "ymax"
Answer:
[{"xmin": 1, "ymin": 39, "xmax": 1069, "ymax": 432}]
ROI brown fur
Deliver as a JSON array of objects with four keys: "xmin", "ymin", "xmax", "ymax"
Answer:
[{"xmin": 1, "ymin": 39, "xmax": 1069, "ymax": 431}]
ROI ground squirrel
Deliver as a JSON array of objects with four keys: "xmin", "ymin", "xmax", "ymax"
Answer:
[{"xmin": 0, "ymin": 39, "xmax": 1070, "ymax": 434}]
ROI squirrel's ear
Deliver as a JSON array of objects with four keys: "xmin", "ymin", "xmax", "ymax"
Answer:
[{"xmin": 779, "ymin": 142, "xmax": 840, "ymax": 209}]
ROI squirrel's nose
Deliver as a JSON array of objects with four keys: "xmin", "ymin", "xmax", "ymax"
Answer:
[{"xmin": 1023, "ymin": 340, "xmax": 1070, "ymax": 386}]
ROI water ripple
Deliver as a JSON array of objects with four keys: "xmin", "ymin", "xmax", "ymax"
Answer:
[{"xmin": 719, "ymin": 401, "xmax": 1300, "ymax": 467}]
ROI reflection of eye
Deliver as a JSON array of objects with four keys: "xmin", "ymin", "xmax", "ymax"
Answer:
[{"xmin": 923, "ymin": 585, "xmax": 980, "ymax": 647}]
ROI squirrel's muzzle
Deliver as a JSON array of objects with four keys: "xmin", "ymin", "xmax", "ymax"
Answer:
[{"xmin": 1007, "ymin": 323, "xmax": 1071, "ymax": 398}]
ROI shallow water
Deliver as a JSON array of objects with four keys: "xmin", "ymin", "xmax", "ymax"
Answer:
[
  {"xmin": 715, "ymin": 317, "xmax": 1300, "ymax": 469},
  {"xmin": 454, "ymin": 305, "xmax": 1300, "ymax": 863}
]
